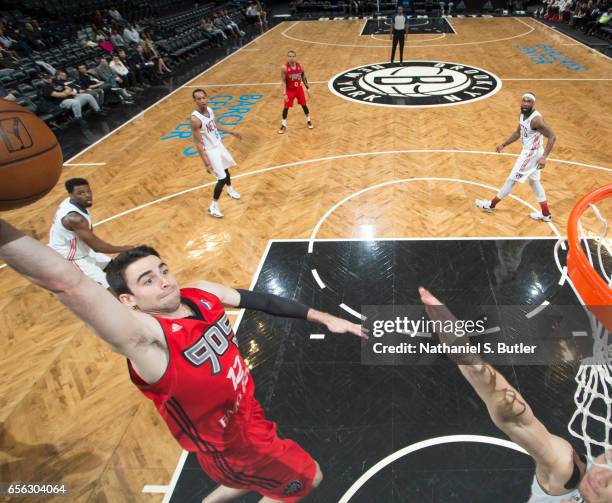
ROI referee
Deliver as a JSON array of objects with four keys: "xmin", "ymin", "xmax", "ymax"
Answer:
[{"xmin": 389, "ymin": 5, "xmax": 408, "ymax": 64}]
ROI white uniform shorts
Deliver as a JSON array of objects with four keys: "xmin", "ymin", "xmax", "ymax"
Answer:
[
  {"xmin": 509, "ymin": 147, "xmax": 544, "ymax": 184},
  {"xmin": 72, "ymin": 251, "xmax": 112, "ymax": 288},
  {"xmin": 206, "ymin": 143, "xmax": 236, "ymax": 180}
]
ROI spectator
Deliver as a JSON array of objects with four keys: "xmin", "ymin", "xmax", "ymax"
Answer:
[
  {"xmin": 131, "ymin": 44, "xmax": 157, "ymax": 83},
  {"xmin": 246, "ymin": 4, "xmax": 259, "ymax": 23},
  {"xmin": 255, "ymin": 0, "xmax": 269, "ymax": 30},
  {"xmin": 213, "ymin": 14, "xmax": 234, "ymax": 38},
  {"xmin": 117, "ymin": 48, "xmax": 149, "ymax": 87},
  {"xmin": 439, "ymin": 0, "xmax": 454, "ymax": 14},
  {"xmin": 76, "ymin": 64, "xmax": 106, "ymax": 106},
  {"xmin": 123, "ymin": 23, "xmax": 140, "ymax": 45},
  {"xmin": 98, "ymin": 32, "xmax": 114, "ymax": 54},
  {"xmin": 141, "ymin": 32, "xmax": 171, "ymax": 74},
  {"xmin": 0, "ymin": 26, "xmax": 30, "ymax": 56},
  {"xmin": 24, "ymin": 22, "xmax": 46, "ymax": 51},
  {"xmin": 483, "ymin": 0, "xmax": 494, "ymax": 12},
  {"xmin": 0, "ymin": 84, "xmax": 16, "ymax": 101},
  {"xmin": 96, "ymin": 57, "xmax": 134, "ymax": 103},
  {"xmin": 108, "ymin": 6, "xmax": 124, "ymax": 24},
  {"xmin": 109, "ymin": 52, "xmax": 142, "ymax": 91},
  {"xmin": 39, "ymin": 71, "xmax": 101, "ymax": 123},
  {"xmin": 93, "ymin": 10, "xmax": 104, "ymax": 29},
  {"xmin": 110, "ymin": 28, "xmax": 125, "ymax": 48},
  {"xmin": 222, "ymin": 10, "xmax": 245, "ymax": 37},
  {"xmin": 201, "ymin": 18, "xmax": 225, "ymax": 45}
]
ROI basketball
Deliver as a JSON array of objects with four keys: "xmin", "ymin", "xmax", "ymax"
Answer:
[{"xmin": 0, "ymin": 100, "xmax": 63, "ymax": 211}]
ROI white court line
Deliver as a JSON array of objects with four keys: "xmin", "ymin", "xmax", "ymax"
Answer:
[
  {"xmin": 340, "ymin": 303, "xmax": 366, "ymax": 320},
  {"xmin": 306, "ymin": 176, "xmax": 562, "ymax": 254},
  {"xmin": 338, "ymin": 435, "xmax": 528, "ymax": 502},
  {"xmin": 572, "ymin": 331, "xmax": 589, "ymax": 337},
  {"xmin": 311, "ymin": 268, "xmax": 326, "ymax": 289},
  {"xmin": 142, "ymin": 485, "xmax": 169, "ymax": 494},
  {"xmin": 184, "ymin": 81, "xmax": 327, "ymax": 87},
  {"xmin": 161, "ymin": 450, "xmax": 188, "ymax": 503},
  {"xmin": 558, "ymin": 266, "xmax": 568, "ymax": 286},
  {"xmin": 1, "ymin": 150, "xmax": 608, "ymax": 273},
  {"xmin": 444, "ymin": 15, "xmax": 458, "ymax": 34},
  {"xmin": 225, "ymin": 310, "xmax": 241, "ymax": 316},
  {"xmin": 63, "ymin": 163, "xmax": 107, "ymax": 166},
  {"xmin": 525, "ymin": 300, "xmax": 550, "ymax": 319},
  {"xmin": 274, "ymin": 236, "xmax": 569, "ymax": 242},
  {"xmin": 281, "ymin": 16, "xmax": 534, "ymax": 48},
  {"xmin": 370, "ymin": 32, "xmax": 447, "ymax": 43},
  {"xmin": 503, "ymin": 77, "xmax": 612, "ymax": 81},
  {"xmin": 310, "ymin": 333, "xmax": 326, "ymax": 339},
  {"xmin": 60, "ymin": 22, "xmax": 285, "ymax": 167},
  {"xmin": 530, "ymin": 17, "xmax": 612, "ymax": 61}
]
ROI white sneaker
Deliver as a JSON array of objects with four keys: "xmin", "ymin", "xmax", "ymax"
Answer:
[
  {"xmin": 530, "ymin": 211, "xmax": 552, "ymax": 222},
  {"xmin": 475, "ymin": 199, "xmax": 494, "ymax": 212},
  {"xmin": 208, "ymin": 205, "xmax": 224, "ymax": 218},
  {"xmin": 227, "ymin": 187, "xmax": 241, "ymax": 200}
]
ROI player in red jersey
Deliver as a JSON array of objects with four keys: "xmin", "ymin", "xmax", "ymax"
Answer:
[
  {"xmin": 0, "ymin": 220, "xmax": 365, "ymax": 502},
  {"xmin": 278, "ymin": 50, "xmax": 313, "ymax": 134}
]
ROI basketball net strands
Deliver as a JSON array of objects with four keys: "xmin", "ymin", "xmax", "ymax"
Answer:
[{"xmin": 562, "ymin": 183, "xmax": 612, "ymax": 470}]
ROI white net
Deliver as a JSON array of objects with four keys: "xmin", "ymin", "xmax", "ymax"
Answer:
[{"xmin": 566, "ymin": 201, "xmax": 612, "ymax": 470}]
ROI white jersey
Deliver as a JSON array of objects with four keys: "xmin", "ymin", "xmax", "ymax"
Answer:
[
  {"xmin": 519, "ymin": 110, "xmax": 544, "ymax": 153},
  {"xmin": 192, "ymin": 108, "xmax": 222, "ymax": 150},
  {"xmin": 49, "ymin": 198, "xmax": 93, "ymax": 260},
  {"xmin": 528, "ymin": 458, "xmax": 590, "ymax": 502}
]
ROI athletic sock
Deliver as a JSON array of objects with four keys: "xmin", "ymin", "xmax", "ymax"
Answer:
[
  {"xmin": 490, "ymin": 197, "xmax": 501, "ymax": 208},
  {"xmin": 539, "ymin": 201, "xmax": 550, "ymax": 216},
  {"xmin": 281, "ymin": 119, "xmax": 287, "ymax": 127}
]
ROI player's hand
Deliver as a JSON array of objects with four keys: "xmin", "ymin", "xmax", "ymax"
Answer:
[
  {"xmin": 536, "ymin": 156, "xmax": 546, "ymax": 169},
  {"xmin": 496, "ymin": 143, "xmax": 505, "ymax": 153},
  {"xmin": 204, "ymin": 160, "xmax": 213, "ymax": 174},
  {"xmin": 283, "ymin": 93, "xmax": 288, "ymax": 102},
  {"xmin": 418, "ymin": 286, "xmax": 443, "ymax": 306},
  {"xmin": 323, "ymin": 314, "xmax": 368, "ymax": 339}
]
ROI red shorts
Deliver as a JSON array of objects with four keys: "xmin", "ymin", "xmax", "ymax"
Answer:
[
  {"xmin": 284, "ymin": 85, "xmax": 307, "ymax": 109},
  {"xmin": 196, "ymin": 400, "xmax": 317, "ymax": 502}
]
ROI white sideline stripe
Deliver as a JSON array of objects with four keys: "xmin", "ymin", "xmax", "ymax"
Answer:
[
  {"xmin": 277, "ymin": 236, "xmax": 561, "ymax": 242},
  {"xmin": 142, "ymin": 485, "xmax": 169, "ymax": 493},
  {"xmin": 63, "ymin": 162, "xmax": 107, "ymax": 166},
  {"xmin": 311, "ymin": 268, "xmax": 326, "ymax": 289},
  {"xmin": 225, "ymin": 310, "xmax": 241, "ymax": 316},
  {"xmin": 62, "ymin": 22, "xmax": 285, "ymax": 167},
  {"xmin": 530, "ymin": 17, "xmax": 612, "ymax": 61},
  {"xmin": 282, "ymin": 17, "xmax": 535, "ymax": 48},
  {"xmin": 184, "ymin": 81, "xmax": 327, "ymax": 87},
  {"xmin": 340, "ymin": 303, "xmax": 365, "ymax": 320},
  {"xmin": 310, "ymin": 333, "xmax": 326, "ymax": 339},
  {"xmin": 558, "ymin": 266, "xmax": 568, "ymax": 286},
  {"xmin": 503, "ymin": 78, "xmax": 612, "ymax": 81},
  {"xmin": 338, "ymin": 434, "xmax": 528, "ymax": 502},
  {"xmin": 573, "ymin": 331, "xmax": 589, "ymax": 337},
  {"xmin": 526, "ymin": 300, "xmax": 550, "ymax": 319},
  {"xmin": 161, "ymin": 450, "xmax": 188, "ymax": 503}
]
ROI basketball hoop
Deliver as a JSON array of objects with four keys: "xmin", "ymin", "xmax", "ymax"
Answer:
[{"xmin": 565, "ymin": 183, "xmax": 612, "ymax": 469}]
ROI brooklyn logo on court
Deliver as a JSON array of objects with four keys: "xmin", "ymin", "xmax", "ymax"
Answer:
[{"xmin": 328, "ymin": 61, "xmax": 502, "ymax": 108}]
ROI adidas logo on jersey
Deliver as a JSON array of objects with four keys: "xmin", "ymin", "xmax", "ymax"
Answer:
[{"xmin": 172, "ymin": 323, "xmax": 182, "ymax": 333}]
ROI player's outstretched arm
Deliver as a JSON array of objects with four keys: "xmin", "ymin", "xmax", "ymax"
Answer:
[
  {"xmin": 215, "ymin": 122, "xmax": 241, "ymax": 140},
  {"xmin": 497, "ymin": 125, "xmax": 520, "ymax": 152},
  {"xmin": 0, "ymin": 220, "xmax": 160, "ymax": 356},
  {"xmin": 418, "ymin": 286, "xmax": 576, "ymax": 494},
  {"xmin": 62, "ymin": 213, "xmax": 132, "ymax": 254},
  {"xmin": 187, "ymin": 280, "xmax": 367, "ymax": 338}
]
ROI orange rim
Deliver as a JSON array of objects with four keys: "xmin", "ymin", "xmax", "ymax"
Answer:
[{"xmin": 567, "ymin": 183, "xmax": 612, "ymax": 332}]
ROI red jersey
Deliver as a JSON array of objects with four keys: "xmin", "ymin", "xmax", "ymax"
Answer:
[
  {"xmin": 128, "ymin": 288, "xmax": 255, "ymax": 454},
  {"xmin": 284, "ymin": 62, "xmax": 303, "ymax": 90}
]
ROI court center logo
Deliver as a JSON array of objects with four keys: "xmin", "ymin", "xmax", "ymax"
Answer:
[{"xmin": 329, "ymin": 61, "xmax": 502, "ymax": 108}]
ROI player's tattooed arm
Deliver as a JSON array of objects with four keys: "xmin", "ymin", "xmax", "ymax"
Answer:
[
  {"xmin": 190, "ymin": 116, "xmax": 213, "ymax": 173},
  {"xmin": 419, "ymin": 287, "xmax": 575, "ymax": 492},
  {"xmin": 497, "ymin": 125, "xmax": 520, "ymax": 152},
  {"xmin": 301, "ymin": 67, "xmax": 309, "ymax": 90},
  {"xmin": 531, "ymin": 115, "xmax": 556, "ymax": 167},
  {"xmin": 62, "ymin": 212, "xmax": 132, "ymax": 254}
]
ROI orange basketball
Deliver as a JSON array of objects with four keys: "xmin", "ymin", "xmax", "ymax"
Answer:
[{"xmin": 0, "ymin": 100, "xmax": 63, "ymax": 211}]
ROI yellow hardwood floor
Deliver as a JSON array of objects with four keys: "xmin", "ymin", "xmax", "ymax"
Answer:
[{"xmin": 0, "ymin": 17, "xmax": 610, "ymax": 502}]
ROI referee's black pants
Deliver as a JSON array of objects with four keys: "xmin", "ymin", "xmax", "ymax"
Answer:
[{"xmin": 391, "ymin": 29, "xmax": 406, "ymax": 63}]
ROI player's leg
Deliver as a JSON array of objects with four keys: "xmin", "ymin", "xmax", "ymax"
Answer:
[
  {"xmin": 202, "ymin": 485, "xmax": 249, "ymax": 503},
  {"xmin": 219, "ymin": 145, "xmax": 240, "ymax": 200},
  {"xmin": 207, "ymin": 148, "xmax": 228, "ymax": 218},
  {"xmin": 297, "ymin": 88, "xmax": 312, "ymax": 129},
  {"xmin": 398, "ymin": 33, "xmax": 405, "ymax": 63},
  {"xmin": 390, "ymin": 32, "xmax": 398, "ymax": 63},
  {"xmin": 527, "ymin": 173, "xmax": 552, "ymax": 222},
  {"xmin": 476, "ymin": 177, "xmax": 516, "ymax": 212},
  {"xmin": 257, "ymin": 462, "xmax": 322, "ymax": 502},
  {"xmin": 278, "ymin": 107, "xmax": 290, "ymax": 134},
  {"xmin": 74, "ymin": 255, "xmax": 111, "ymax": 289}
]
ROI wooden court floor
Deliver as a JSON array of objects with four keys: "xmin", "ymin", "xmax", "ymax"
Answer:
[{"xmin": 1, "ymin": 17, "xmax": 611, "ymax": 502}]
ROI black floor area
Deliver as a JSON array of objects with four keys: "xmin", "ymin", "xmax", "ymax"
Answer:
[
  {"xmin": 55, "ymin": 24, "xmax": 268, "ymax": 161},
  {"xmin": 170, "ymin": 238, "xmax": 603, "ymax": 502},
  {"xmin": 361, "ymin": 17, "xmax": 456, "ymax": 35}
]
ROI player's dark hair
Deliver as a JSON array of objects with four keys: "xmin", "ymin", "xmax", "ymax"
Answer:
[
  {"xmin": 192, "ymin": 88, "xmax": 207, "ymax": 99},
  {"xmin": 106, "ymin": 245, "xmax": 161, "ymax": 295},
  {"xmin": 287, "ymin": 50, "xmax": 296, "ymax": 56},
  {"xmin": 65, "ymin": 178, "xmax": 89, "ymax": 194}
]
